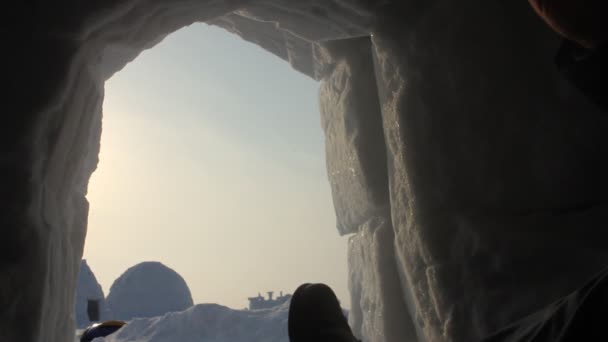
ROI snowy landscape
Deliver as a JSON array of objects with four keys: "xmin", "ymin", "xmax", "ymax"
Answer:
[
  {"xmin": 86, "ymin": 303, "xmax": 289, "ymax": 342},
  {"xmin": 75, "ymin": 260, "xmax": 294, "ymax": 342},
  {"xmin": 77, "ymin": 303, "xmax": 289, "ymax": 342}
]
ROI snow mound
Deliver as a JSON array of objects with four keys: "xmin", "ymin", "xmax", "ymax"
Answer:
[
  {"xmin": 98, "ymin": 301, "xmax": 290, "ymax": 342},
  {"xmin": 75, "ymin": 260, "xmax": 110, "ymax": 328},
  {"xmin": 106, "ymin": 262, "xmax": 193, "ymax": 321}
]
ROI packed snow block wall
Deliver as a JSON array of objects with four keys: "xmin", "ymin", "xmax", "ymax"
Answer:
[
  {"xmin": 2, "ymin": 27, "xmax": 103, "ymax": 341},
  {"xmin": 373, "ymin": 1, "xmax": 608, "ymax": 341},
  {"xmin": 106, "ymin": 262, "xmax": 194, "ymax": 321},
  {"xmin": 318, "ymin": 36, "xmax": 416, "ymax": 342},
  {"xmin": 208, "ymin": 2, "xmax": 378, "ymax": 80},
  {"xmin": 75, "ymin": 260, "xmax": 110, "ymax": 328},
  {"xmin": 318, "ymin": 37, "xmax": 390, "ymax": 235},
  {"xmin": 348, "ymin": 219, "xmax": 418, "ymax": 342}
]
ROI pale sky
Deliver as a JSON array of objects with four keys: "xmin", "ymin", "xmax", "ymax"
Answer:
[{"xmin": 83, "ymin": 23, "xmax": 349, "ymax": 310}]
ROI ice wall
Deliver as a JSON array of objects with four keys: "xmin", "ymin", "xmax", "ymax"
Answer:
[
  {"xmin": 372, "ymin": 2, "xmax": 608, "ymax": 340},
  {"xmin": 317, "ymin": 37, "xmax": 416, "ymax": 342},
  {"xmin": 318, "ymin": 37, "xmax": 389, "ymax": 235},
  {"xmin": 3, "ymin": 1, "xmax": 608, "ymax": 342}
]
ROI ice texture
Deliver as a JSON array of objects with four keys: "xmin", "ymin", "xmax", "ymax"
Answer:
[
  {"xmin": 75, "ymin": 260, "xmax": 110, "ymax": 328},
  {"xmin": 318, "ymin": 37, "xmax": 389, "ymax": 235},
  {"xmin": 347, "ymin": 218, "xmax": 418, "ymax": 342},
  {"xmin": 106, "ymin": 262, "xmax": 194, "ymax": 321}
]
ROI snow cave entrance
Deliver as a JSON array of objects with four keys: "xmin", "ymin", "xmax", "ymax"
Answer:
[{"xmin": 82, "ymin": 23, "xmax": 349, "ymax": 312}]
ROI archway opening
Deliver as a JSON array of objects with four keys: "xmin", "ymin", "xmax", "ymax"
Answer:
[{"xmin": 81, "ymin": 23, "xmax": 349, "ymax": 322}]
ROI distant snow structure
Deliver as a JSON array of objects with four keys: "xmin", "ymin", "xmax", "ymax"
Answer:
[
  {"xmin": 100, "ymin": 302, "xmax": 290, "ymax": 342},
  {"xmin": 75, "ymin": 260, "xmax": 110, "ymax": 328},
  {"xmin": 248, "ymin": 291, "xmax": 292, "ymax": 310},
  {"xmin": 106, "ymin": 261, "xmax": 193, "ymax": 321}
]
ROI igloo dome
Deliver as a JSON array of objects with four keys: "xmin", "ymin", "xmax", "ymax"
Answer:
[{"xmin": 106, "ymin": 262, "xmax": 193, "ymax": 321}]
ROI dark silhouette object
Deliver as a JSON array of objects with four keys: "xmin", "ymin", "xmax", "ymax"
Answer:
[
  {"xmin": 529, "ymin": 0, "xmax": 608, "ymax": 110},
  {"xmin": 80, "ymin": 320, "xmax": 126, "ymax": 342},
  {"xmin": 289, "ymin": 2, "xmax": 608, "ymax": 337},
  {"xmin": 86, "ymin": 299, "xmax": 100, "ymax": 322},
  {"xmin": 288, "ymin": 283, "xmax": 359, "ymax": 342},
  {"xmin": 556, "ymin": 40, "xmax": 608, "ymax": 110},
  {"xmin": 248, "ymin": 291, "xmax": 292, "ymax": 310},
  {"xmin": 528, "ymin": 0, "xmax": 607, "ymax": 49}
]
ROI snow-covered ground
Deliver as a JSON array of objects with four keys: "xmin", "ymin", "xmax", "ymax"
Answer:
[
  {"xmin": 75, "ymin": 261, "xmax": 291, "ymax": 341},
  {"xmin": 84, "ymin": 302, "xmax": 289, "ymax": 342}
]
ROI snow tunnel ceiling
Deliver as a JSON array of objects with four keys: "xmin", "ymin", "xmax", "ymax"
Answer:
[{"xmin": 73, "ymin": 0, "xmax": 386, "ymax": 80}]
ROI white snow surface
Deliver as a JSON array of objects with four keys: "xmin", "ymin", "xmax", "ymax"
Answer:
[{"xmin": 94, "ymin": 302, "xmax": 290, "ymax": 342}]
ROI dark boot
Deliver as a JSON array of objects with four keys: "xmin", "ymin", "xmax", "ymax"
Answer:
[{"xmin": 288, "ymin": 283, "xmax": 360, "ymax": 342}]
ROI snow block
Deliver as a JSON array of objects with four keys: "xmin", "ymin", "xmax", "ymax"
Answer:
[
  {"xmin": 348, "ymin": 218, "xmax": 417, "ymax": 342},
  {"xmin": 319, "ymin": 37, "xmax": 389, "ymax": 235}
]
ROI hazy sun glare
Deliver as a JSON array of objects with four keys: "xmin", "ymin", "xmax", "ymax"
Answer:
[{"xmin": 84, "ymin": 23, "xmax": 349, "ymax": 309}]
